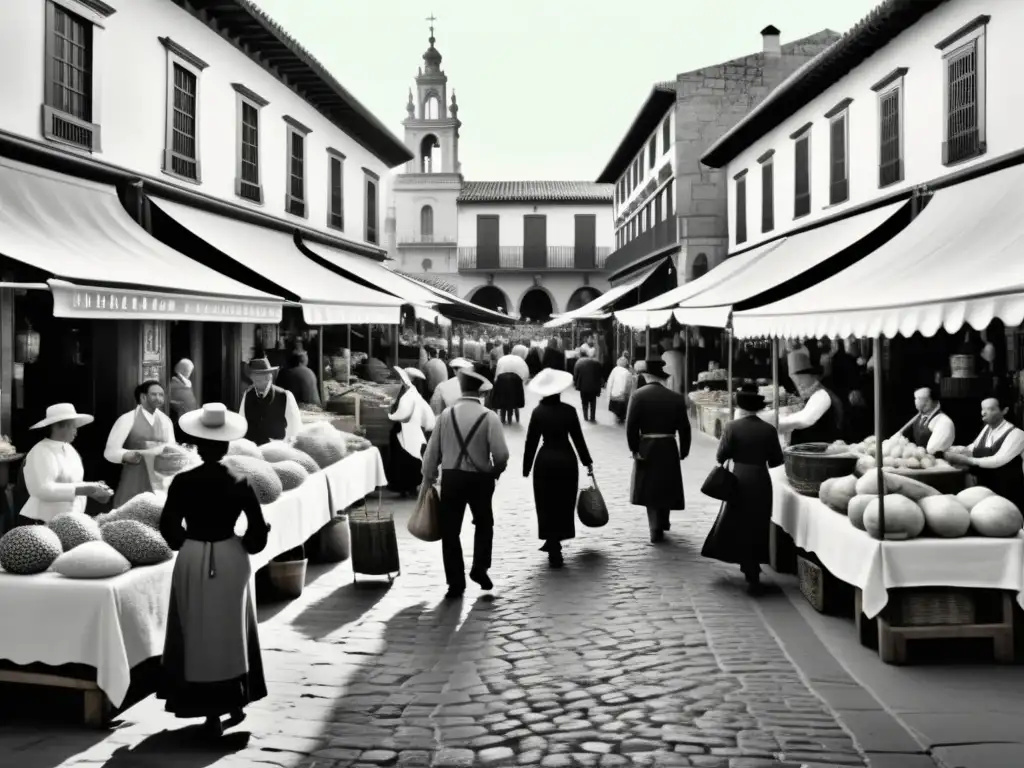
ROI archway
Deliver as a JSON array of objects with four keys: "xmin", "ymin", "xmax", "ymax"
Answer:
[
  {"xmin": 691, "ymin": 252, "xmax": 709, "ymax": 281},
  {"xmin": 519, "ymin": 288, "xmax": 554, "ymax": 323},
  {"xmin": 423, "ymin": 92, "xmax": 440, "ymax": 120},
  {"xmin": 468, "ymin": 285, "xmax": 508, "ymax": 314},
  {"xmin": 566, "ymin": 286, "xmax": 602, "ymax": 313},
  {"xmin": 419, "ymin": 134, "xmax": 441, "ymax": 173}
]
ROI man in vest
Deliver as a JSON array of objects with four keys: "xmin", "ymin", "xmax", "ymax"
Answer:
[
  {"xmin": 238, "ymin": 358, "xmax": 303, "ymax": 445},
  {"xmin": 761, "ymin": 349, "xmax": 844, "ymax": 446},
  {"xmin": 888, "ymin": 386, "xmax": 955, "ymax": 457}
]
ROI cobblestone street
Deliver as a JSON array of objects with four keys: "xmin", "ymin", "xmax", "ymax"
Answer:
[{"xmin": 4, "ymin": 392, "xmax": 871, "ymax": 768}]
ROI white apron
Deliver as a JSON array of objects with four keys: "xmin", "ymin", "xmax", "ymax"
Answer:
[{"xmin": 389, "ymin": 388, "xmax": 426, "ymax": 458}]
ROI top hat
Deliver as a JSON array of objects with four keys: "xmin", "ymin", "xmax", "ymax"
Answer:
[
  {"xmin": 30, "ymin": 403, "xmax": 95, "ymax": 430},
  {"xmin": 642, "ymin": 359, "xmax": 670, "ymax": 380},
  {"xmin": 248, "ymin": 357, "xmax": 279, "ymax": 374},
  {"xmin": 787, "ymin": 349, "xmax": 820, "ymax": 376},
  {"xmin": 178, "ymin": 402, "xmax": 248, "ymax": 442}
]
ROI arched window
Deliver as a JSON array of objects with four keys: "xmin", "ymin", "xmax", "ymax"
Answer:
[
  {"xmin": 423, "ymin": 94, "xmax": 440, "ymax": 120},
  {"xmin": 691, "ymin": 252, "xmax": 709, "ymax": 280},
  {"xmin": 419, "ymin": 134, "xmax": 441, "ymax": 174},
  {"xmin": 421, "ymin": 205, "xmax": 434, "ymax": 238}
]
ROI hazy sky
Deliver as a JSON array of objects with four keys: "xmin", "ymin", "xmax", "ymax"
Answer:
[{"xmin": 250, "ymin": 0, "xmax": 879, "ymax": 181}]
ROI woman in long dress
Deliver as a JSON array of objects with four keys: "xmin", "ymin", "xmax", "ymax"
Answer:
[
  {"xmin": 386, "ymin": 367, "xmax": 428, "ymax": 497},
  {"xmin": 523, "ymin": 369, "xmax": 593, "ymax": 568},
  {"xmin": 158, "ymin": 403, "xmax": 270, "ymax": 735},
  {"xmin": 701, "ymin": 386, "xmax": 784, "ymax": 595}
]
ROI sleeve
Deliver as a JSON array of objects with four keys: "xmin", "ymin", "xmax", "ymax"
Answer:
[
  {"xmin": 522, "ymin": 412, "xmax": 541, "ymax": 476},
  {"xmin": 716, "ymin": 424, "xmax": 733, "ymax": 465},
  {"xmin": 389, "ymin": 390, "xmax": 415, "ymax": 423},
  {"xmin": 567, "ymin": 409, "xmax": 593, "ymax": 467},
  {"xmin": 967, "ymin": 428, "xmax": 983, "ymax": 452},
  {"xmin": 421, "ymin": 413, "xmax": 444, "ymax": 484},
  {"xmin": 676, "ymin": 398, "xmax": 692, "ymax": 460},
  {"xmin": 927, "ymin": 414, "xmax": 955, "ymax": 454},
  {"xmin": 625, "ymin": 392, "xmax": 641, "ymax": 454},
  {"xmin": 973, "ymin": 429, "xmax": 1024, "ymax": 469},
  {"xmin": 239, "ymin": 481, "xmax": 271, "ymax": 554},
  {"xmin": 767, "ymin": 425, "xmax": 785, "ymax": 468},
  {"xmin": 777, "ymin": 389, "xmax": 832, "ymax": 432},
  {"xmin": 487, "ymin": 413, "xmax": 510, "ymax": 473},
  {"xmin": 284, "ymin": 391, "xmax": 303, "ymax": 439},
  {"xmin": 23, "ymin": 447, "xmax": 80, "ymax": 503},
  {"xmin": 158, "ymin": 476, "xmax": 188, "ymax": 551},
  {"xmin": 103, "ymin": 412, "xmax": 134, "ymax": 464}
]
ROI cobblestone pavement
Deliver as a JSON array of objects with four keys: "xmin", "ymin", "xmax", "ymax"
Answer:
[{"xmin": 4, "ymin": 391, "xmax": 869, "ymax": 768}]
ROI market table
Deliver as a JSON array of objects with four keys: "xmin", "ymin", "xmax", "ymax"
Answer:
[
  {"xmin": 771, "ymin": 467, "xmax": 1023, "ymax": 661},
  {"xmin": 322, "ymin": 447, "xmax": 387, "ymax": 514},
  {"xmin": 0, "ymin": 560, "xmax": 172, "ymax": 720},
  {"xmin": 243, "ymin": 471, "xmax": 332, "ymax": 572}
]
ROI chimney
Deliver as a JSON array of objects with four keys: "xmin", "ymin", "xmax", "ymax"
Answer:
[{"xmin": 761, "ymin": 25, "xmax": 781, "ymax": 57}]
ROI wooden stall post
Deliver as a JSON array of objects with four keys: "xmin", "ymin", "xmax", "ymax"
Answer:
[
  {"xmin": 873, "ymin": 336, "xmax": 886, "ymax": 538},
  {"xmin": 645, "ymin": 328, "xmax": 651, "ymax": 360},
  {"xmin": 318, "ymin": 325, "xmax": 325, "ymax": 405},
  {"xmin": 367, "ymin": 325, "xmax": 373, "ymax": 361},
  {"xmin": 771, "ymin": 338, "xmax": 780, "ymax": 430},
  {"xmin": 683, "ymin": 325, "xmax": 689, "ymax": 399},
  {"xmin": 726, "ymin": 327, "xmax": 734, "ymax": 421}
]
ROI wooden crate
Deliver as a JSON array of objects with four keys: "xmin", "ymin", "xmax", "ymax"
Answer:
[{"xmin": 796, "ymin": 552, "xmax": 853, "ymax": 616}]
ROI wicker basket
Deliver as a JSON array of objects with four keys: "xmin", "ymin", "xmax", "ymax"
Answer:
[
  {"xmin": 349, "ymin": 507, "xmax": 400, "ymax": 579},
  {"xmin": 784, "ymin": 443, "xmax": 859, "ymax": 496},
  {"xmin": 798, "ymin": 556, "xmax": 824, "ymax": 612},
  {"xmin": 898, "ymin": 590, "xmax": 975, "ymax": 626},
  {"xmin": 949, "ymin": 354, "xmax": 975, "ymax": 379}
]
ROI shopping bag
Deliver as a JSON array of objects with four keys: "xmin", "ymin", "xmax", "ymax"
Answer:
[
  {"xmin": 577, "ymin": 470, "xmax": 609, "ymax": 528},
  {"xmin": 701, "ymin": 461, "xmax": 737, "ymax": 502},
  {"xmin": 407, "ymin": 483, "xmax": 441, "ymax": 542}
]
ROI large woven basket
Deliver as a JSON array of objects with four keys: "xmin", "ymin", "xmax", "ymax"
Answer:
[
  {"xmin": 898, "ymin": 590, "xmax": 975, "ymax": 626},
  {"xmin": 349, "ymin": 507, "xmax": 400, "ymax": 578},
  {"xmin": 784, "ymin": 443, "xmax": 859, "ymax": 497}
]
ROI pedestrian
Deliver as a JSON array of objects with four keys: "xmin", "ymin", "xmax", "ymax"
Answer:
[
  {"xmin": 104, "ymin": 380, "xmax": 175, "ymax": 507},
  {"xmin": 606, "ymin": 356, "xmax": 633, "ymax": 422},
  {"xmin": 422, "ymin": 346, "xmax": 448, "ymax": 400},
  {"xmin": 523, "ymin": 369, "xmax": 593, "ymax": 568},
  {"xmin": 525, "ymin": 345, "xmax": 543, "ymax": 378},
  {"xmin": 238, "ymin": 358, "xmax": 303, "ymax": 445},
  {"xmin": 386, "ymin": 368, "xmax": 431, "ymax": 497},
  {"xmin": 572, "ymin": 347, "xmax": 603, "ymax": 423},
  {"xmin": 625, "ymin": 360, "xmax": 691, "ymax": 543},
  {"xmin": 422, "ymin": 368, "xmax": 509, "ymax": 598},
  {"xmin": 168, "ymin": 359, "xmax": 198, "ymax": 444},
  {"xmin": 275, "ymin": 349, "xmax": 321, "ymax": 408},
  {"xmin": 430, "ymin": 357, "xmax": 476, "ymax": 415},
  {"xmin": 158, "ymin": 402, "xmax": 271, "ymax": 737},
  {"xmin": 700, "ymin": 385, "xmax": 784, "ymax": 595},
  {"xmin": 541, "ymin": 337, "xmax": 565, "ymax": 372},
  {"xmin": 492, "ymin": 348, "xmax": 528, "ymax": 425}
]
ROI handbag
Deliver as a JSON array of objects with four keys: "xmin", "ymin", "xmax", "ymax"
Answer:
[
  {"xmin": 577, "ymin": 469, "xmax": 609, "ymax": 528},
  {"xmin": 701, "ymin": 460, "xmax": 737, "ymax": 502},
  {"xmin": 407, "ymin": 483, "xmax": 441, "ymax": 542}
]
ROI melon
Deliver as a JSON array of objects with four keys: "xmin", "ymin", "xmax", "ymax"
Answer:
[
  {"xmin": 227, "ymin": 438, "xmax": 263, "ymax": 459},
  {"xmin": 821, "ymin": 475, "xmax": 858, "ymax": 513},
  {"xmin": 956, "ymin": 486, "xmax": 996, "ymax": 510},
  {"xmin": 0, "ymin": 526, "xmax": 63, "ymax": 574},
  {"xmin": 259, "ymin": 440, "xmax": 320, "ymax": 475},
  {"xmin": 222, "ymin": 455, "xmax": 284, "ymax": 504},
  {"xmin": 918, "ymin": 495, "xmax": 971, "ymax": 538},
  {"xmin": 856, "ymin": 455, "xmax": 877, "ymax": 475},
  {"xmin": 847, "ymin": 495, "xmax": 873, "ymax": 530},
  {"xmin": 101, "ymin": 492, "xmax": 165, "ymax": 530},
  {"xmin": 864, "ymin": 494, "xmax": 926, "ymax": 539},
  {"xmin": 101, "ymin": 520, "xmax": 173, "ymax": 566},
  {"xmin": 49, "ymin": 512, "xmax": 102, "ymax": 551},
  {"xmin": 818, "ymin": 477, "xmax": 836, "ymax": 505},
  {"xmin": 293, "ymin": 432, "xmax": 347, "ymax": 469},
  {"xmin": 855, "ymin": 470, "xmax": 938, "ymax": 501},
  {"xmin": 272, "ymin": 460, "xmax": 309, "ymax": 491},
  {"xmin": 969, "ymin": 496, "xmax": 1024, "ymax": 538}
]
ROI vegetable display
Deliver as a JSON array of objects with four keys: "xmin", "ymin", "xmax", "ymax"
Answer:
[
  {"xmin": 222, "ymin": 455, "xmax": 285, "ymax": 504},
  {"xmin": 838, "ymin": 435, "xmax": 955, "ymax": 472}
]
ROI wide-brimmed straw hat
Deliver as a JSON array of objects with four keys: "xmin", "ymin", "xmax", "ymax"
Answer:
[
  {"xmin": 30, "ymin": 403, "xmax": 94, "ymax": 430},
  {"xmin": 457, "ymin": 369, "xmax": 493, "ymax": 393},
  {"xmin": 248, "ymin": 357, "xmax": 279, "ymax": 374},
  {"xmin": 528, "ymin": 369, "xmax": 574, "ymax": 398},
  {"xmin": 404, "ymin": 367, "xmax": 426, "ymax": 381},
  {"xmin": 179, "ymin": 403, "xmax": 248, "ymax": 442},
  {"xmin": 449, "ymin": 357, "xmax": 474, "ymax": 370}
]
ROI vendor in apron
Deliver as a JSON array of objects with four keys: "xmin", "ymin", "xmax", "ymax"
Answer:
[
  {"xmin": 104, "ymin": 380, "xmax": 175, "ymax": 506},
  {"xmin": 759, "ymin": 349, "xmax": 844, "ymax": 445},
  {"xmin": 947, "ymin": 397, "xmax": 1024, "ymax": 510},
  {"xmin": 888, "ymin": 386, "xmax": 955, "ymax": 457}
]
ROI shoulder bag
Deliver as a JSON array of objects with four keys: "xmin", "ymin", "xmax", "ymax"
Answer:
[
  {"xmin": 408, "ymin": 482, "xmax": 441, "ymax": 542},
  {"xmin": 577, "ymin": 468, "xmax": 609, "ymax": 528},
  {"xmin": 701, "ymin": 460, "xmax": 737, "ymax": 502}
]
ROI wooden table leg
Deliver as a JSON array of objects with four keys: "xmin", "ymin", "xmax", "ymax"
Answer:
[
  {"xmin": 83, "ymin": 688, "xmax": 109, "ymax": 726},
  {"xmin": 993, "ymin": 593, "xmax": 1015, "ymax": 663}
]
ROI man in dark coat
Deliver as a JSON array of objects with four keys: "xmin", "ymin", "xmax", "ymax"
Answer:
[
  {"xmin": 275, "ymin": 350, "xmax": 321, "ymax": 408},
  {"xmin": 573, "ymin": 348, "xmax": 603, "ymax": 422},
  {"xmin": 625, "ymin": 359, "xmax": 692, "ymax": 543}
]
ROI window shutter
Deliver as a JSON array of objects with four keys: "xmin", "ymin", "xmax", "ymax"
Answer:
[
  {"xmin": 238, "ymin": 102, "xmax": 261, "ymax": 202},
  {"xmin": 829, "ymin": 115, "xmax": 848, "ymax": 205},
  {"xmin": 286, "ymin": 131, "xmax": 305, "ymax": 217},
  {"xmin": 735, "ymin": 177, "xmax": 747, "ymax": 245},
  {"xmin": 167, "ymin": 64, "xmax": 199, "ymax": 180},
  {"xmin": 761, "ymin": 163, "xmax": 774, "ymax": 233},
  {"xmin": 794, "ymin": 137, "xmax": 810, "ymax": 217},
  {"xmin": 943, "ymin": 43, "xmax": 981, "ymax": 164},
  {"xmin": 879, "ymin": 90, "xmax": 902, "ymax": 186}
]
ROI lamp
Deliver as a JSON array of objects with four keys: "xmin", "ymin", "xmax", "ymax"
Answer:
[{"xmin": 15, "ymin": 322, "xmax": 40, "ymax": 364}]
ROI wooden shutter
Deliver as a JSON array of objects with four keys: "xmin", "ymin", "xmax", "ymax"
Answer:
[
  {"xmin": 829, "ymin": 115, "xmax": 848, "ymax": 205},
  {"xmin": 943, "ymin": 43, "xmax": 980, "ymax": 164},
  {"xmin": 794, "ymin": 137, "xmax": 811, "ymax": 217},
  {"xmin": 735, "ymin": 177, "xmax": 747, "ymax": 245},
  {"xmin": 879, "ymin": 89, "xmax": 902, "ymax": 186},
  {"xmin": 761, "ymin": 162, "xmax": 774, "ymax": 233}
]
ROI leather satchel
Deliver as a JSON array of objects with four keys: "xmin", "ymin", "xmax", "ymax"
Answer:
[
  {"xmin": 701, "ymin": 461, "xmax": 738, "ymax": 502},
  {"xmin": 408, "ymin": 483, "xmax": 441, "ymax": 542},
  {"xmin": 577, "ymin": 470, "xmax": 609, "ymax": 528}
]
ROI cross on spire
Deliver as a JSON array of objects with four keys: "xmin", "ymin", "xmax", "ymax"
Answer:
[{"xmin": 426, "ymin": 13, "xmax": 437, "ymax": 39}]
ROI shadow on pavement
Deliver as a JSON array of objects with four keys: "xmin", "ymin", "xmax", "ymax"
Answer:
[
  {"xmin": 289, "ymin": 580, "xmax": 394, "ymax": 642},
  {"xmin": 102, "ymin": 727, "xmax": 250, "ymax": 767}
]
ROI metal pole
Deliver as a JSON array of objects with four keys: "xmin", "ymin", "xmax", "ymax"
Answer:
[
  {"xmin": 683, "ymin": 326, "xmax": 690, "ymax": 399},
  {"xmin": 645, "ymin": 328, "xmax": 651, "ymax": 360},
  {"xmin": 771, "ymin": 338, "xmax": 780, "ymax": 430},
  {"xmin": 346, "ymin": 325, "xmax": 352, "ymax": 384},
  {"xmin": 873, "ymin": 336, "xmax": 886, "ymax": 539},
  {"xmin": 727, "ymin": 328, "xmax": 734, "ymax": 422},
  {"xmin": 367, "ymin": 324, "xmax": 373, "ymax": 361},
  {"xmin": 318, "ymin": 326, "xmax": 325, "ymax": 404}
]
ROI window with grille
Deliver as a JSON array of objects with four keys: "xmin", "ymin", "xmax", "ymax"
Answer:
[
  {"xmin": 662, "ymin": 116, "xmax": 671, "ymax": 155},
  {"xmin": 43, "ymin": 2, "xmax": 99, "ymax": 151},
  {"xmin": 829, "ymin": 113, "xmax": 849, "ymax": 205},
  {"xmin": 761, "ymin": 161, "xmax": 774, "ymax": 233},
  {"xmin": 648, "ymin": 136, "xmax": 657, "ymax": 169},
  {"xmin": 878, "ymin": 88, "xmax": 903, "ymax": 187},
  {"xmin": 365, "ymin": 177, "xmax": 379, "ymax": 244},
  {"xmin": 943, "ymin": 42, "xmax": 983, "ymax": 165},
  {"xmin": 735, "ymin": 176, "xmax": 747, "ymax": 245},
  {"xmin": 286, "ymin": 129, "xmax": 305, "ymax": 217},
  {"xmin": 794, "ymin": 135, "xmax": 811, "ymax": 218},
  {"xmin": 237, "ymin": 102, "xmax": 261, "ymax": 202},
  {"xmin": 165, "ymin": 64, "xmax": 198, "ymax": 180},
  {"xmin": 329, "ymin": 155, "xmax": 344, "ymax": 230}
]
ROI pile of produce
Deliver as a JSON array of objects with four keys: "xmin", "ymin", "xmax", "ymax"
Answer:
[
  {"xmin": 260, "ymin": 440, "xmax": 320, "ymax": 474},
  {"xmin": 293, "ymin": 421, "xmax": 348, "ymax": 468},
  {"xmin": 338, "ymin": 431, "xmax": 372, "ymax": 453},
  {"xmin": 343, "ymin": 380, "xmax": 397, "ymax": 407},
  {"xmin": 828, "ymin": 435, "xmax": 955, "ymax": 474},
  {"xmin": 95, "ymin": 492, "xmax": 166, "ymax": 529},
  {"xmin": 697, "ymin": 369, "xmax": 728, "ymax": 383},
  {"xmin": 818, "ymin": 471, "xmax": 1024, "ymax": 539},
  {"xmin": 227, "ymin": 438, "xmax": 263, "ymax": 460},
  {"xmin": 222, "ymin": 454, "xmax": 285, "ymax": 504},
  {"xmin": 0, "ymin": 435, "xmax": 17, "ymax": 457}
]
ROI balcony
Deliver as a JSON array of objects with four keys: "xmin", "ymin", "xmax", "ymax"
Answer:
[
  {"xmin": 604, "ymin": 217, "xmax": 678, "ymax": 275},
  {"xmin": 458, "ymin": 246, "xmax": 610, "ymax": 272},
  {"xmin": 397, "ymin": 234, "xmax": 457, "ymax": 247}
]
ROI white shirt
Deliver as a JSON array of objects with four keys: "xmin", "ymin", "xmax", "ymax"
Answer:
[
  {"xmin": 104, "ymin": 407, "xmax": 175, "ymax": 464},
  {"xmin": 888, "ymin": 408, "xmax": 955, "ymax": 455},
  {"xmin": 432, "ymin": 377, "xmax": 464, "ymax": 414},
  {"xmin": 967, "ymin": 421, "xmax": 1024, "ymax": 469},
  {"xmin": 767, "ymin": 388, "xmax": 832, "ymax": 433},
  {"xmin": 21, "ymin": 438, "xmax": 88, "ymax": 523},
  {"xmin": 662, "ymin": 349, "xmax": 685, "ymax": 394},
  {"xmin": 607, "ymin": 366, "xmax": 632, "ymax": 400},
  {"xmin": 495, "ymin": 354, "xmax": 529, "ymax": 381},
  {"xmin": 239, "ymin": 387, "xmax": 303, "ymax": 440}
]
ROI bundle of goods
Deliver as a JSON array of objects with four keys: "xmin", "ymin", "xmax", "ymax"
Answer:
[
  {"xmin": 153, "ymin": 443, "xmax": 199, "ymax": 476},
  {"xmin": 292, "ymin": 421, "xmax": 348, "ymax": 468},
  {"xmin": 338, "ymin": 431, "xmax": 373, "ymax": 453},
  {"xmin": 221, "ymin": 454, "xmax": 284, "ymax": 504},
  {"xmin": 818, "ymin": 471, "xmax": 1024, "ymax": 540},
  {"xmin": 697, "ymin": 369, "xmax": 729, "ymax": 383},
  {"xmin": 0, "ymin": 435, "xmax": 17, "ymax": 457}
]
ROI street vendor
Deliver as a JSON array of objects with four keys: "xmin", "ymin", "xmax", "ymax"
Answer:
[
  {"xmin": 947, "ymin": 397, "xmax": 1024, "ymax": 510},
  {"xmin": 430, "ymin": 357, "xmax": 476, "ymax": 415},
  {"xmin": 386, "ymin": 367, "xmax": 434, "ymax": 497},
  {"xmin": 105, "ymin": 380, "xmax": 175, "ymax": 507},
  {"xmin": 759, "ymin": 349, "xmax": 844, "ymax": 445},
  {"xmin": 888, "ymin": 386, "xmax": 955, "ymax": 456},
  {"xmin": 238, "ymin": 358, "xmax": 303, "ymax": 445}
]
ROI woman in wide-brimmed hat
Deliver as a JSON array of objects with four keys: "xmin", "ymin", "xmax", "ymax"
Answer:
[
  {"xmin": 386, "ymin": 367, "xmax": 434, "ymax": 497},
  {"xmin": 700, "ymin": 385, "xmax": 784, "ymax": 596},
  {"xmin": 523, "ymin": 369, "xmax": 593, "ymax": 568},
  {"xmin": 157, "ymin": 403, "xmax": 271, "ymax": 736}
]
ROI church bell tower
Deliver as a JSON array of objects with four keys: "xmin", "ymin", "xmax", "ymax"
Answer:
[{"xmin": 403, "ymin": 16, "xmax": 461, "ymax": 175}]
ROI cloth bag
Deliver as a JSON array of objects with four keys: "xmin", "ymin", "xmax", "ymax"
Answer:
[
  {"xmin": 407, "ymin": 483, "xmax": 441, "ymax": 542},
  {"xmin": 701, "ymin": 460, "xmax": 737, "ymax": 502},
  {"xmin": 577, "ymin": 470, "xmax": 609, "ymax": 528}
]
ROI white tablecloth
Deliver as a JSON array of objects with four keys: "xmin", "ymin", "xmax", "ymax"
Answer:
[
  {"xmin": 771, "ymin": 467, "xmax": 1024, "ymax": 618},
  {"xmin": 0, "ymin": 561, "xmax": 173, "ymax": 707},
  {"xmin": 322, "ymin": 448, "xmax": 387, "ymax": 514},
  {"xmin": 243, "ymin": 474, "xmax": 332, "ymax": 572}
]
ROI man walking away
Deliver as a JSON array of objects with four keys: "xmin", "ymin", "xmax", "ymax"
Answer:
[
  {"xmin": 422, "ymin": 369, "xmax": 509, "ymax": 598},
  {"xmin": 573, "ymin": 348, "xmax": 603, "ymax": 423},
  {"xmin": 422, "ymin": 346, "xmax": 448, "ymax": 400},
  {"xmin": 626, "ymin": 360, "xmax": 691, "ymax": 543}
]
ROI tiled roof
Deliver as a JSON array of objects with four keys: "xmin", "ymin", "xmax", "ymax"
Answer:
[
  {"xmin": 395, "ymin": 271, "xmax": 458, "ymax": 294},
  {"xmin": 458, "ymin": 181, "xmax": 613, "ymax": 204}
]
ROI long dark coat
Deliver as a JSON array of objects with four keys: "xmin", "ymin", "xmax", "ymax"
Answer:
[
  {"xmin": 573, "ymin": 357, "xmax": 604, "ymax": 396},
  {"xmin": 625, "ymin": 382, "xmax": 691, "ymax": 509},
  {"xmin": 523, "ymin": 397, "xmax": 593, "ymax": 541},
  {"xmin": 701, "ymin": 415, "xmax": 784, "ymax": 567},
  {"xmin": 541, "ymin": 347, "xmax": 566, "ymax": 372}
]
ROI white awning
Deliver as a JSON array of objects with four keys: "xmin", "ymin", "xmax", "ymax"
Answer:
[
  {"xmin": 673, "ymin": 200, "xmax": 907, "ymax": 329},
  {"xmin": 151, "ymin": 198, "xmax": 402, "ymax": 326},
  {"xmin": 544, "ymin": 260, "xmax": 662, "ymax": 328},
  {"xmin": 399, "ymin": 276, "xmax": 513, "ymax": 325},
  {"xmin": 0, "ymin": 158, "xmax": 282, "ymax": 323},
  {"xmin": 733, "ymin": 165, "xmax": 1024, "ymax": 340}
]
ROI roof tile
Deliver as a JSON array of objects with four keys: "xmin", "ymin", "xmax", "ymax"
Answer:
[{"xmin": 458, "ymin": 181, "xmax": 613, "ymax": 204}]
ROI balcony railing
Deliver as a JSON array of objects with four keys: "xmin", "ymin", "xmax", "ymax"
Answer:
[
  {"xmin": 397, "ymin": 234, "xmax": 457, "ymax": 246},
  {"xmin": 604, "ymin": 217, "xmax": 678, "ymax": 275},
  {"xmin": 457, "ymin": 246, "xmax": 610, "ymax": 271}
]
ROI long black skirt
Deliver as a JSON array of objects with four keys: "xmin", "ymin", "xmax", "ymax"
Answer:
[
  {"xmin": 701, "ymin": 463, "xmax": 772, "ymax": 567},
  {"xmin": 608, "ymin": 398, "xmax": 627, "ymax": 420},
  {"xmin": 533, "ymin": 445, "xmax": 578, "ymax": 541},
  {"xmin": 386, "ymin": 423, "xmax": 422, "ymax": 494},
  {"xmin": 490, "ymin": 372, "xmax": 525, "ymax": 411},
  {"xmin": 158, "ymin": 538, "xmax": 267, "ymax": 718}
]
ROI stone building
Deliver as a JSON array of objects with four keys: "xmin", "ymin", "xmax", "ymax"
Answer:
[
  {"xmin": 386, "ymin": 28, "xmax": 613, "ymax": 322},
  {"xmin": 596, "ymin": 25, "xmax": 841, "ymax": 304}
]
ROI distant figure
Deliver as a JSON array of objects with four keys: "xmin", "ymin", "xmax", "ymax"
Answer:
[
  {"xmin": 525, "ymin": 346, "xmax": 543, "ymax": 378},
  {"xmin": 541, "ymin": 337, "xmax": 565, "ymax": 372},
  {"xmin": 422, "ymin": 346, "xmax": 449, "ymax": 399},
  {"xmin": 275, "ymin": 350, "xmax": 321, "ymax": 408},
  {"xmin": 168, "ymin": 359, "xmax": 198, "ymax": 443},
  {"xmin": 492, "ymin": 350, "xmax": 529, "ymax": 425},
  {"xmin": 238, "ymin": 358, "xmax": 303, "ymax": 445},
  {"xmin": 573, "ymin": 348, "xmax": 603, "ymax": 423},
  {"xmin": 606, "ymin": 357, "xmax": 633, "ymax": 422}
]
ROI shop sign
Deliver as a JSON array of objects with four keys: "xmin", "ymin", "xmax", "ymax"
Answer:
[{"xmin": 64, "ymin": 287, "xmax": 280, "ymax": 322}]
